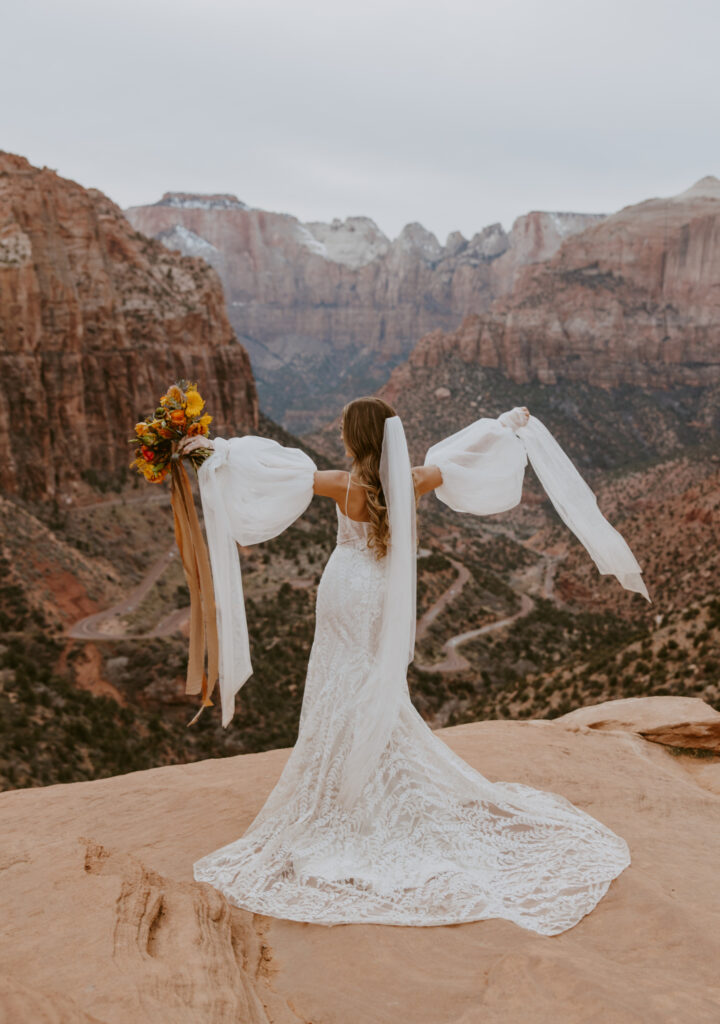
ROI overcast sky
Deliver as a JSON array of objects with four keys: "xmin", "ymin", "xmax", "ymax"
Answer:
[{"xmin": 3, "ymin": 0, "xmax": 719, "ymax": 241}]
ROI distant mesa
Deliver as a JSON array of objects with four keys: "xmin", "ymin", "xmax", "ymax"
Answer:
[
  {"xmin": 671, "ymin": 174, "xmax": 720, "ymax": 202},
  {"xmin": 153, "ymin": 192, "xmax": 249, "ymax": 211}
]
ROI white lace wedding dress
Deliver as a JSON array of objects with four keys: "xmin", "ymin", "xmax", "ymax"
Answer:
[{"xmin": 193, "ymin": 446, "xmax": 635, "ymax": 935}]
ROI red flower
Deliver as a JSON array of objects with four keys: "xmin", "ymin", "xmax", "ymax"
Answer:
[{"xmin": 140, "ymin": 445, "xmax": 155, "ymax": 463}]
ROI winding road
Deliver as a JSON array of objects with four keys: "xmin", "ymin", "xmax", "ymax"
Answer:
[
  {"xmin": 67, "ymin": 495, "xmax": 566, "ymax": 665},
  {"xmin": 415, "ymin": 558, "xmax": 472, "ymax": 641},
  {"xmin": 414, "ymin": 549, "xmax": 566, "ymax": 674},
  {"xmin": 67, "ymin": 546, "xmax": 190, "ymax": 641}
]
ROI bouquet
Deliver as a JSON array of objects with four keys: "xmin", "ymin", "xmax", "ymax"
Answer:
[
  {"xmin": 129, "ymin": 380, "xmax": 213, "ymax": 483},
  {"xmin": 129, "ymin": 379, "xmax": 219, "ymax": 726}
]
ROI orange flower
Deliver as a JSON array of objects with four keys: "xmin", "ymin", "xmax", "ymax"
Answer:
[
  {"xmin": 187, "ymin": 422, "xmax": 205, "ymax": 436},
  {"xmin": 169, "ymin": 410, "xmax": 186, "ymax": 427}
]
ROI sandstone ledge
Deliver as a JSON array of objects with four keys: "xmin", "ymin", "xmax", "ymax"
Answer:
[{"xmin": 1, "ymin": 697, "xmax": 718, "ymax": 1023}]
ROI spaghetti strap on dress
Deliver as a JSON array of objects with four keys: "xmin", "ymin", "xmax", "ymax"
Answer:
[{"xmin": 344, "ymin": 471, "xmax": 352, "ymax": 517}]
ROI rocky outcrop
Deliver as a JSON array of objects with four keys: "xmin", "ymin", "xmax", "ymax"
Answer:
[
  {"xmin": 1, "ymin": 697, "xmax": 718, "ymax": 1023},
  {"xmin": 0, "ymin": 154, "xmax": 258, "ymax": 502},
  {"xmin": 125, "ymin": 193, "xmax": 603, "ymax": 429},
  {"xmin": 402, "ymin": 177, "xmax": 720, "ymax": 390},
  {"xmin": 559, "ymin": 696, "xmax": 720, "ymax": 751}
]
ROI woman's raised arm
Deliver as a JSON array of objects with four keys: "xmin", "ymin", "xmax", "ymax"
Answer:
[
  {"xmin": 315, "ymin": 466, "xmax": 443, "ymax": 505},
  {"xmin": 313, "ymin": 469, "xmax": 349, "ymax": 503}
]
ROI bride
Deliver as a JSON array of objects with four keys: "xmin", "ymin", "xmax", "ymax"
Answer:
[{"xmin": 182, "ymin": 397, "xmax": 648, "ymax": 936}]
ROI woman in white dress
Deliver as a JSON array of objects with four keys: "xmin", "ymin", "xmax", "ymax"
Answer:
[{"xmin": 183, "ymin": 397, "xmax": 648, "ymax": 936}]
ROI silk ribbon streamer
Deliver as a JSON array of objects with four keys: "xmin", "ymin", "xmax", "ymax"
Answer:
[
  {"xmin": 502, "ymin": 410, "xmax": 650, "ymax": 601},
  {"xmin": 170, "ymin": 457, "xmax": 220, "ymax": 726}
]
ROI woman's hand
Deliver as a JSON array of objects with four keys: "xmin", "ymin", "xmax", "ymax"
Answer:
[
  {"xmin": 178, "ymin": 435, "xmax": 215, "ymax": 457},
  {"xmin": 498, "ymin": 406, "xmax": 530, "ymax": 431}
]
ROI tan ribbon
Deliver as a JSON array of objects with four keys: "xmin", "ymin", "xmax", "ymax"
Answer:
[{"xmin": 170, "ymin": 457, "xmax": 219, "ymax": 726}]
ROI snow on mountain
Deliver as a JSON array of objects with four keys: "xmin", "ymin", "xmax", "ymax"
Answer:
[
  {"xmin": 154, "ymin": 192, "xmax": 249, "ymax": 211},
  {"xmin": 299, "ymin": 216, "xmax": 391, "ymax": 268}
]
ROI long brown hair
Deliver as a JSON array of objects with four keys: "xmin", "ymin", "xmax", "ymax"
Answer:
[{"xmin": 341, "ymin": 396, "xmax": 398, "ymax": 560}]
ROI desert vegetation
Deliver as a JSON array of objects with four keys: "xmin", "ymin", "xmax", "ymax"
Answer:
[{"xmin": 1, "ymin": 401, "xmax": 717, "ymax": 791}]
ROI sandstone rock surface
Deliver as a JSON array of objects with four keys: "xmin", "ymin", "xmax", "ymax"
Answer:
[
  {"xmin": 559, "ymin": 695, "xmax": 720, "ymax": 752},
  {"xmin": 0, "ymin": 154, "xmax": 258, "ymax": 501},
  {"xmin": 1, "ymin": 697, "xmax": 718, "ymax": 1023}
]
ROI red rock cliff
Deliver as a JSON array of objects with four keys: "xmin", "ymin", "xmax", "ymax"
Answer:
[
  {"xmin": 405, "ymin": 177, "xmax": 720, "ymax": 390},
  {"xmin": 125, "ymin": 194, "xmax": 602, "ymax": 429},
  {"xmin": 0, "ymin": 153, "xmax": 258, "ymax": 501}
]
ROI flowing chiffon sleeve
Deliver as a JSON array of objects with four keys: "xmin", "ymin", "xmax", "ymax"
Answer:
[
  {"xmin": 424, "ymin": 410, "xmax": 650, "ymax": 602},
  {"xmin": 424, "ymin": 416, "xmax": 527, "ymax": 515},
  {"xmin": 197, "ymin": 436, "xmax": 317, "ymax": 726}
]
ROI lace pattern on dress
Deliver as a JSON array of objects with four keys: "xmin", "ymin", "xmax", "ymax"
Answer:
[{"xmin": 193, "ymin": 496, "xmax": 630, "ymax": 935}]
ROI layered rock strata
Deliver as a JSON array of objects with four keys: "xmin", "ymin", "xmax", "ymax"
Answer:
[{"xmin": 0, "ymin": 154, "xmax": 258, "ymax": 501}]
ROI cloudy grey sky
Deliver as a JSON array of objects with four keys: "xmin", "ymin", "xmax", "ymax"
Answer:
[{"xmin": 3, "ymin": 0, "xmax": 719, "ymax": 241}]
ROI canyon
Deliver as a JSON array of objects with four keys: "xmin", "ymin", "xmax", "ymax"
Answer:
[
  {"xmin": 125, "ymin": 192, "xmax": 605, "ymax": 431},
  {"xmin": 1, "ymin": 149, "xmax": 718, "ymax": 809},
  {"xmin": 125, "ymin": 177, "xmax": 720, "ymax": 434}
]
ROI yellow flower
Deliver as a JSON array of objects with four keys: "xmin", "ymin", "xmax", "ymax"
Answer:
[
  {"xmin": 199, "ymin": 413, "xmax": 212, "ymax": 429},
  {"xmin": 134, "ymin": 422, "xmax": 147, "ymax": 437},
  {"xmin": 186, "ymin": 390, "xmax": 205, "ymax": 417}
]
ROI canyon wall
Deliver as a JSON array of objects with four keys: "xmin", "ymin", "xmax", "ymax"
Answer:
[
  {"xmin": 402, "ymin": 177, "xmax": 720, "ymax": 391},
  {"xmin": 0, "ymin": 153, "xmax": 258, "ymax": 501},
  {"xmin": 125, "ymin": 194, "xmax": 603, "ymax": 430}
]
